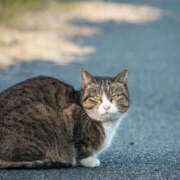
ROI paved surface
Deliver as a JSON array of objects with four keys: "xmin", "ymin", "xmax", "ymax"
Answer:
[{"xmin": 0, "ymin": 0, "xmax": 180, "ymax": 179}]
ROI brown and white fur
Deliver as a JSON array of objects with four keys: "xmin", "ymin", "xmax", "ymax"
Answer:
[
  {"xmin": 0, "ymin": 69, "xmax": 129, "ymax": 168},
  {"xmin": 79, "ymin": 69, "xmax": 129, "ymax": 167}
]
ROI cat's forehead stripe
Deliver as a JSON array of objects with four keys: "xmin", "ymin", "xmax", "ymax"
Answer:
[{"xmin": 100, "ymin": 80, "xmax": 111, "ymax": 98}]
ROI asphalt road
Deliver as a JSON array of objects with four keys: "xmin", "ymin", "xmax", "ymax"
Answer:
[{"xmin": 0, "ymin": 0, "xmax": 180, "ymax": 179}]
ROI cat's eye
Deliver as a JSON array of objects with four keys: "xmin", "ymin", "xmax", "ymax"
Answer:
[
  {"xmin": 112, "ymin": 95, "xmax": 124, "ymax": 101},
  {"xmin": 112, "ymin": 95, "xmax": 119, "ymax": 101},
  {"xmin": 93, "ymin": 95, "xmax": 101, "ymax": 101}
]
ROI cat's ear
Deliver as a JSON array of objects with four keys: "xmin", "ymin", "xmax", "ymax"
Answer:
[
  {"xmin": 81, "ymin": 69, "xmax": 96, "ymax": 89},
  {"xmin": 113, "ymin": 69, "xmax": 128, "ymax": 84}
]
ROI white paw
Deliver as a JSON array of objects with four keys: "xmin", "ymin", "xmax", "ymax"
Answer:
[{"xmin": 80, "ymin": 157, "xmax": 100, "ymax": 168}]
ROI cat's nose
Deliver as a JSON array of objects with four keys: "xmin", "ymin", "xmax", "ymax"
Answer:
[{"xmin": 103, "ymin": 105, "xmax": 110, "ymax": 111}]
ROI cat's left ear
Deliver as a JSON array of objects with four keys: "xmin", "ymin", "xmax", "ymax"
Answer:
[{"xmin": 113, "ymin": 69, "xmax": 128, "ymax": 84}]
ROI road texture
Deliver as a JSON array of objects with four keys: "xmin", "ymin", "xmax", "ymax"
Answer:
[{"xmin": 0, "ymin": 0, "xmax": 180, "ymax": 179}]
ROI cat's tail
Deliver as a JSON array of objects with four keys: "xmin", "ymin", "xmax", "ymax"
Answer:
[{"xmin": 0, "ymin": 159, "xmax": 69, "ymax": 169}]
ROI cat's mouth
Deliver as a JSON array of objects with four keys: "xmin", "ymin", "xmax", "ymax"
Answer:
[
  {"xmin": 101, "ymin": 111, "xmax": 117, "ymax": 116},
  {"xmin": 100, "ymin": 112, "xmax": 121, "ymax": 119},
  {"xmin": 85, "ymin": 109, "xmax": 121, "ymax": 122},
  {"xmin": 100, "ymin": 111, "xmax": 111, "ymax": 116}
]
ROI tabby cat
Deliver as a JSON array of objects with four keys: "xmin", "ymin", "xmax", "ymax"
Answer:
[{"xmin": 0, "ymin": 69, "xmax": 129, "ymax": 168}]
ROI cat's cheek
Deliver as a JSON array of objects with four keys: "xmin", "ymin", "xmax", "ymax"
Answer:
[
  {"xmin": 82, "ymin": 101, "xmax": 95, "ymax": 110},
  {"xmin": 116, "ymin": 104, "xmax": 128, "ymax": 113},
  {"xmin": 98, "ymin": 105, "xmax": 105, "ymax": 115},
  {"xmin": 109, "ymin": 103, "xmax": 119, "ymax": 114},
  {"xmin": 85, "ymin": 107, "xmax": 99, "ymax": 119}
]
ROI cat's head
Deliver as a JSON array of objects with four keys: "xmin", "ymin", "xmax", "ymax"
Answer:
[{"xmin": 80, "ymin": 69, "xmax": 130, "ymax": 122}]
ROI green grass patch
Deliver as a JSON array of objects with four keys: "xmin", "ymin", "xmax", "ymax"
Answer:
[
  {"xmin": 0, "ymin": 0, "xmax": 49, "ymax": 10},
  {"xmin": 0, "ymin": 0, "xmax": 50, "ymax": 23},
  {"xmin": 0, "ymin": 0, "xmax": 78, "ymax": 24}
]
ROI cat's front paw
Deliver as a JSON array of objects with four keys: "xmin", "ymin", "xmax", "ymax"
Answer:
[{"xmin": 80, "ymin": 157, "xmax": 100, "ymax": 168}]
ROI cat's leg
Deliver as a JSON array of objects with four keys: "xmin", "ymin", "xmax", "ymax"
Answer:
[{"xmin": 80, "ymin": 156, "xmax": 100, "ymax": 168}]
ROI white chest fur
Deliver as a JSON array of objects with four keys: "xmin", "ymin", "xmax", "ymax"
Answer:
[{"xmin": 95, "ymin": 117, "xmax": 123, "ymax": 156}]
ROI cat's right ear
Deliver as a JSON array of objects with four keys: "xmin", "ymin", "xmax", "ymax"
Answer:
[
  {"xmin": 81, "ymin": 69, "xmax": 96, "ymax": 89},
  {"xmin": 113, "ymin": 69, "xmax": 128, "ymax": 84}
]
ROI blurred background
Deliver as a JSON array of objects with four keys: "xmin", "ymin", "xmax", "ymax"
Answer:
[
  {"xmin": 0, "ymin": 0, "xmax": 164, "ymax": 88},
  {"xmin": 0, "ymin": 0, "xmax": 180, "ymax": 179}
]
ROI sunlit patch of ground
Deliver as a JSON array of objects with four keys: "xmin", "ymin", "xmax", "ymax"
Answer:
[{"xmin": 0, "ymin": 1, "xmax": 163, "ymax": 68}]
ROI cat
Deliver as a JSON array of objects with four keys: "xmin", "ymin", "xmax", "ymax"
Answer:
[{"xmin": 0, "ymin": 69, "xmax": 129, "ymax": 168}]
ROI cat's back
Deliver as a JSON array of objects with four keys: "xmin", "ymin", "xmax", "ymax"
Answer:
[
  {"xmin": 0, "ymin": 76, "xmax": 79, "ymax": 165},
  {"xmin": 0, "ymin": 76, "xmax": 78, "ymax": 113}
]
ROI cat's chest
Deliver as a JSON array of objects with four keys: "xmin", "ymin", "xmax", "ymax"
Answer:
[{"xmin": 95, "ymin": 119, "xmax": 121, "ymax": 155}]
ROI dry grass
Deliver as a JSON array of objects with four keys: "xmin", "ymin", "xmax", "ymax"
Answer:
[{"xmin": 0, "ymin": 1, "xmax": 163, "ymax": 68}]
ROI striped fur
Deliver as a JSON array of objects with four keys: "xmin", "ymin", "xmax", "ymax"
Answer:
[
  {"xmin": 0, "ymin": 69, "xmax": 129, "ymax": 168},
  {"xmin": 0, "ymin": 76, "xmax": 79, "ymax": 168}
]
